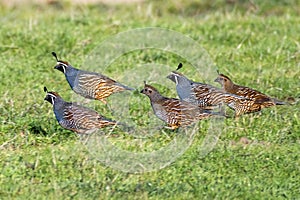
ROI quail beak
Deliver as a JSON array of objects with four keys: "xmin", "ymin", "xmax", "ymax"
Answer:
[
  {"xmin": 54, "ymin": 64, "xmax": 66, "ymax": 74},
  {"xmin": 214, "ymin": 77, "xmax": 220, "ymax": 83},
  {"xmin": 140, "ymin": 89, "xmax": 144, "ymax": 93},
  {"xmin": 166, "ymin": 73, "xmax": 176, "ymax": 83},
  {"xmin": 166, "ymin": 74, "xmax": 172, "ymax": 79},
  {"xmin": 54, "ymin": 63, "xmax": 62, "ymax": 70},
  {"xmin": 44, "ymin": 95, "xmax": 51, "ymax": 103}
]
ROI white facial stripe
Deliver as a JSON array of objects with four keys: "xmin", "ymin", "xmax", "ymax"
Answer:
[
  {"xmin": 57, "ymin": 62, "xmax": 67, "ymax": 73},
  {"xmin": 47, "ymin": 93, "xmax": 57, "ymax": 104},
  {"xmin": 48, "ymin": 93, "xmax": 57, "ymax": 99},
  {"xmin": 174, "ymin": 75, "xmax": 179, "ymax": 85},
  {"xmin": 51, "ymin": 96, "xmax": 55, "ymax": 104}
]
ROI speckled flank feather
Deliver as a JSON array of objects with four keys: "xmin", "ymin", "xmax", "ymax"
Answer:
[
  {"xmin": 44, "ymin": 88, "xmax": 117, "ymax": 134},
  {"xmin": 155, "ymin": 98, "xmax": 213, "ymax": 129},
  {"xmin": 53, "ymin": 52, "xmax": 133, "ymax": 104},
  {"xmin": 191, "ymin": 84, "xmax": 246, "ymax": 107},
  {"xmin": 59, "ymin": 103, "xmax": 117, "ymax": 134},
  {"xmin": 141, "ymin": 83, "xmax": 214, "ymax": 129},
  {"xmin": 215, "ymin": 73, "xmax": 286, "ymax": 116},
  {"xmin": 75, "ymin": 73, "xmax": 132, "ymax": 103},
  {"xmin": 167, "ymin": 70, "xmax": 250, "ymax": 116}
]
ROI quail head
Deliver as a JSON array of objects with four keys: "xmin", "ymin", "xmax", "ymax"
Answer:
[
  {"xmin": 44, "ymin": 87, "xmax": 117, "ymax": 134},
  {"xmin": 167, "ymin": 63, "xmax": 248, "ymax": 112},
  {"xmin": 214, "ymin": 72, "xmax": 286, "ymax": 116},
  {"xmin": 52, "ymin": 52, "xmax": 134, "ymax": 104},
  {"xmin": 140, "ymin": 82, "xmax": 215, "ymax": 130}
]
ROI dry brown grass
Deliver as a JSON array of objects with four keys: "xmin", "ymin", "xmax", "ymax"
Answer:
[{"xmin": 1, "ymin": 0, "xmax": 144, "ymax": 7}]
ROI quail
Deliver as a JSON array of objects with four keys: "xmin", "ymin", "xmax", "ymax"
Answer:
[
  {"xmin": 44, "ymin": 87, "xmax": 117, "ymax": 134},
  {"xmin": 214, "ymin": 72, "xmax": 286, "ymax": 115},
  {"xmin": 140, "ymin": 82, "xmax": 216, "ymax": 130},
  {"xmin": 167, "ymin": 63, "xmax": 248, "ymax": 113},
  {"xmin": 52, "ymin": 52, "xmax": 134, "ymax": 104}
]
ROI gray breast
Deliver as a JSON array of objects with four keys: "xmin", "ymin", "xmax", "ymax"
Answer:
[
  {"xmin": 151, "ymin": 102, "xmax": 167, "ymax": 122},
  {"xmin": 176, "ymin": 84, "xmax": 192, "ymax": 101}
]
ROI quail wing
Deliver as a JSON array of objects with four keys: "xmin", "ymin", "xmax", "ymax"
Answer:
[{"xmin": 59, "ymin": 102, "xmax": 116, "ymax": 134}]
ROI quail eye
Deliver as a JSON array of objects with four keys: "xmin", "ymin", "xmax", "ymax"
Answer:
[
  {"xmin": 149, "ymin": 90, "xmax": 152, "ymax": 93},
  {"xmin": 144, "ymin": 88, "xmax": 148, "ymax": 92}
]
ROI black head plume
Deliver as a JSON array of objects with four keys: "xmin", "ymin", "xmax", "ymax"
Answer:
[
  {"xmin": 140, "ymin": 81, "xmax": 147, "ymax": 93},
  {"xmin": 52, "ymin": 52, "xmax": 59, "ymax": 61},
  {"xmin": 44, "ymin": 86, "xmax": 48, "ymax": 93},
  {"xmin": 176, "ymin": 63, "xmax": 183, "ymax": 71},
  {"xmin": 52, "ymin": 52, "xmax": 69, "ymax": 73},
  {"xmin": 216, "ymin": 69, "xmax": 220, "ymax": 75}
]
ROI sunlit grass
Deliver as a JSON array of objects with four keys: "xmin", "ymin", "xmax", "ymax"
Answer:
[{"xmin": 0, "ymin": 0, "xmax": 299, "ymax": 199}]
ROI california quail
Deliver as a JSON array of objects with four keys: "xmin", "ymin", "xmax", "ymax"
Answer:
[
  {"xmin": 214, "ymin": 72, "xmax": 286, "ymax": 115},
  {"xmin": 140, "ymin": 82, "xmax": 215, "ymax": 130},
  {"xmin": 167, "ymin": 63, "xmax": 248, "ymax": 112},
  {"xmin": 52, "ymin": 52, "xmax": 134, "ymax": 104},
  {"xmin": 44, "ymin": 87, "xmax": 117, "ymax": 134}
]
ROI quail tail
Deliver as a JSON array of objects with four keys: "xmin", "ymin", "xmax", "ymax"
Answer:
[
  {"xmin": 272, "ymin": 98, "xmax": 286, "ymax": 105},
  {"xmin": 102, "ymin": 120, "xmax": 118, "ymax": 127},
  {"xmin": 116, "ymin": 82, "xmax": 135, "ymax": 91}
]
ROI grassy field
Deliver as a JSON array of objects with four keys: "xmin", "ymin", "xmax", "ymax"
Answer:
[{"xmin": 0, "ymin": 0, "xmax": 299, "ymax": 199}]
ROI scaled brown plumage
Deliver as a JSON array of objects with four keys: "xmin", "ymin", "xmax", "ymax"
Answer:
[
  {"xmin": 215, "ymin": 73, "xmax": 286, "ymax": 116},
  {"xmin": 140, "ymin": 82, "xmax": 216, "ymax": 129},
  {"xmin": 44, "ymin": 87, "xmax": 117, "ymax": 134},
  {"xmin": 167, "ymin": 63, "xmax": 258, "ymax": 117},
  {"xmin": 52, "ymin": 52, "xmax": 134, "ymax": 104}
]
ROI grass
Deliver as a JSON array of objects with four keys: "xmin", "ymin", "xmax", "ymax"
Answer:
[{"xmin": 0, "ymin": 0, "xmax": 300, "ymax": 199}]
